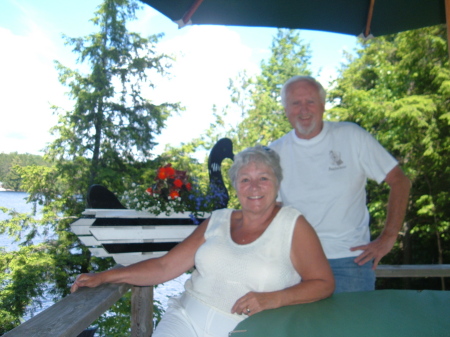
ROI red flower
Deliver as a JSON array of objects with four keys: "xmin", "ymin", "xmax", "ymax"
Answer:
[
  {"xmin": 165, "ymin": 166, "xmax": 175, "ymax": 179},
  {"xmin": 169, "ymin": 190, "xmax": 179, "ymax": 199},
  {"xmin": 157, "ymin": 168, "xmax": 167, "ymax": 180},
  {"xmin": 145, "ymin": 187, "xmax": 153, "ymax": 195},
  {"xmin": 173, "ymin": 179, "xmax": 183, "ymax": 188},
  {"xmin": 157, "ymin": 164, "xmax": 176, "ymax": 180},
  {"xmin": 185, "ymin": 182, "xmax": 192, "ymax": 191}
]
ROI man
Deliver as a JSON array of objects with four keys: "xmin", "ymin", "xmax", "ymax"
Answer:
[{"xmin": 270, "ymin": 76, "xmax": 411, "ymax": 293}]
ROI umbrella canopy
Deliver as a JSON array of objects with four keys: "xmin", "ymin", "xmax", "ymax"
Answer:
[{"xmin": 140, "ymin": 0, "xmax": 447, "ymax": 39}]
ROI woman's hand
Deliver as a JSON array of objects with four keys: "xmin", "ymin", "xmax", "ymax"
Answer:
[
  {"xmin": 231, "ymin": 291, "xmax": 277, "ymax": 316},
  {"xmin": 70, "ymin": 273, "xmax": 103, "ymax": 293}
]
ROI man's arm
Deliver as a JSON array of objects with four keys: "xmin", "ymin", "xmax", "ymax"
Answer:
[{"xmin": 352, "ymin": 165, "xmax": 411, "ymax": 269}]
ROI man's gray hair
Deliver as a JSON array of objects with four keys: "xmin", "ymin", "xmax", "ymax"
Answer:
[
  {"xmin": 228, "ymin": 145, "xmax": 283, "ymax": 189},
  {"xmin": 280, "ymin": 76, "xmax": 326, "ymax": 107}
]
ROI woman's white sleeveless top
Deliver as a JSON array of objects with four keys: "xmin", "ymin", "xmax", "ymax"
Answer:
[{"xmin": 184, "ymin": 206, "xmax": 302, "ymax": 316}]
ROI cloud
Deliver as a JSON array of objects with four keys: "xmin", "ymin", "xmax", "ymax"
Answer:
[
  {"xmin": 150, "ymin": 25, "xmax": 257, "ymax": 154},
  {"xmin": 0, "ymin": 26, "xmax": 64, "ymax": 155}
]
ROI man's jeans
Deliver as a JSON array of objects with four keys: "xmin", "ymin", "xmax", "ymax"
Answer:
[{"xmin": 328, "ymin": 257, "xmax": 375, "ymax": 293}]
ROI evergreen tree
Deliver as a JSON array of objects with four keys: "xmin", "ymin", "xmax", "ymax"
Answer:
[
  {"xmin": 1, "ymin": 0, "xmax": 180, "ymax": 333},
  {"xmin": 48, "ymin": 0, "xmax": 178, "ymax": 196}
]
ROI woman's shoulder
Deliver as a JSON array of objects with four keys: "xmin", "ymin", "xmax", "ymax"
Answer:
[
  {"xmin": 211, "ymin": 208, "xmax": 235, "ymax": 218},
  {"xmin": 279, "ymin": 205, "xmax": 303, "ymax": 218},
  {"xmin": 204, "ymin": 208, "xmax": 235, "ymax": 237},
  {"xmin": 271, "ymin": 206, "xmax": 304, "ymax": 232},
  {"xmin": 208, "ymin": 208, "xmax": 236, "ymax": 226}
]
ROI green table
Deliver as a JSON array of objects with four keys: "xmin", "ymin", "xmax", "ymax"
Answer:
[{"xmin": 231, "ymin": 290, "xmax": 450, "ymax": 337}]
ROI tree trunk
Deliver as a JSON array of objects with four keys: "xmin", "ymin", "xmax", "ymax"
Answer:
[{"xmin": 89, "ymin": 100, "xmax": 104, "ymax": 187}]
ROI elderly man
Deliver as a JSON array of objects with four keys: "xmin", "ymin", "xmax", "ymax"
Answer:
[{"xmin": 270, "ymin": 76, "xmax": 411, "ymax": 293}]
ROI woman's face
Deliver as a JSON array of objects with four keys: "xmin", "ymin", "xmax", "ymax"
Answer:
[{"xmin": 235, "ymin": 161, "xmax": 278, "ymax": 214}]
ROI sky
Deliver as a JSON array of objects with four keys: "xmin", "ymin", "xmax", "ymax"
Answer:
[{"xmin": 0, "ymin": 0, "xmax": 359, "ymax": 157}]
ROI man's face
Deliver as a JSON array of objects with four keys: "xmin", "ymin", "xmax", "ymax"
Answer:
[{"xmin": 284, "ymin": 81, "xmax": 325, "ymax": 139}]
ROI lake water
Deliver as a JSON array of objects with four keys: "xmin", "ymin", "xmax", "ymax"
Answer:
[
  {"xmin": 0, "ymin": 191, "xmax": 187, "ymax": 326},
  {"xmin": 0, "ymin": 191, "xmax": 38, "ymax": 251}
]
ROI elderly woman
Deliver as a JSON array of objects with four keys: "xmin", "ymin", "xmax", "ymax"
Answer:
[{"xmin": 71, "ymin": 145, "xmax": 334, "ymax": 337}]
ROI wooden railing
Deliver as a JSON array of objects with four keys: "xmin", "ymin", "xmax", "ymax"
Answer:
[
  {"xmin": 3, "ymin": 279, "xmax": 132, "ymax": 337},
  {"xmin": 3, "ymin": 265, "xmax": 153, "ymax": 337},
  {"xmin": 4, "ymin": 264, "xmax": 450, "ymax": 337},
  {"xmin": 375, "ymin": 264, "xmax": 450, "ymax": 277}
]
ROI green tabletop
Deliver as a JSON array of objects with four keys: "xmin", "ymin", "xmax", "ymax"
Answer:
[{"xmin": 231, "ymin": 290, "xmax": 450, "ymax": 337}]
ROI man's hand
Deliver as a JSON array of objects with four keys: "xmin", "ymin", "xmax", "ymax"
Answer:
[
  {"xmin": 352, "ymin": 166, "xmax": 410, "ymax": 269},
  {"xmin": 351, "ymin": 233, "xmax": 397, "ymax": 269}
]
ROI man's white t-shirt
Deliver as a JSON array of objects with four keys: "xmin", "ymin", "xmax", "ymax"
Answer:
[{"xmin": 270, "ymin": 121, "xmax": 398, "ymax": 259}]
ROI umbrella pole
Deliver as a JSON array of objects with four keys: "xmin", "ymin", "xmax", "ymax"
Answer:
[
  {"xmin": 446, "ymin": 0, "xmax": 450, "ymax": 60},
  {"xmin": 175, "ymin": 0, "xmax": 205, "ymax": 28},
  {"xmin": 364, "ymin": 0, "xmax": 375, "ymax": 38}
]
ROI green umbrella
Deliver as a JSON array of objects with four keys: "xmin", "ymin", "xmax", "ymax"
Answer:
[{"xmin": 140, "ymin": 0, "xmax": 446, "ymax": 39}]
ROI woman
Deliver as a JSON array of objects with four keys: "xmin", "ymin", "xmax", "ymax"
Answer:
[{"xmin": 71, "ymin": 145, "xmax": 334, "ymax": 337}]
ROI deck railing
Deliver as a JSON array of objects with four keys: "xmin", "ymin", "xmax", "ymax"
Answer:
[
  {"xmin": 3, "ymin": 279, "xmax": 132, "ymax": 337},
  {"xmin": 3, "ymin": 264, "xmax": 450, "ymax": 337},
  {"xmin": 375, "ymin": 264, "xmax": 450, "ymax": 278}
]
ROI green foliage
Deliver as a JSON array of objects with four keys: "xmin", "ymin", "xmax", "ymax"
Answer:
[
  {"xmin": 0, "ymin": 153, "xmax": 49, "ymax": 191},
  {"xmin": 0, "ymin": 207, "xmax": 53, "ymax": 335},
  {"xmin": 329, "ymin": 25, "xmax": 450, "ymax": 289},
  {"xmin": 93, "ymin": 291, "xmax": 133, "ymax": 336}
]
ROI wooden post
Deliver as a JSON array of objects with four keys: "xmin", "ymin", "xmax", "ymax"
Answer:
[{"xmin": 131, "ymin": 286, "xmax": 153, "ymax": 337}]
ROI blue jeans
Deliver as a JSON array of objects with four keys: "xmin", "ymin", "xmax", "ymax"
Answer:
[{"xmin": 328, "ymin": 257, "xmax": 375, "ymax": 293}]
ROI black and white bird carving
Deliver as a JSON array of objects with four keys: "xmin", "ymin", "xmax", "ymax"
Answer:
[{"xmin": 207, "ymin": 138, "xmax": 234, "ymax": 210}]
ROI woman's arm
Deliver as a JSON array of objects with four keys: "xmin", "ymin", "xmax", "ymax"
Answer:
[
  {"xmin": 71, "ymin": 218, "xmax": 209, "ymax": 293},
  {"xmin": 231, "ymin": 216, "xmax": 334, "ymax": 315}
]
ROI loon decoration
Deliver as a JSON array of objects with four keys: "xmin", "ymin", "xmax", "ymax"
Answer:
[
  {"xmin": 207, "ymin": 138, "xmax": 234, "ymax": 210},
  {"xmin": 86, "ymin": 138, "xmax": 234, "ymax": 210},
  {"xmin": 87, "ymin": 184, "xmax": 126, "ymax": 209}
]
